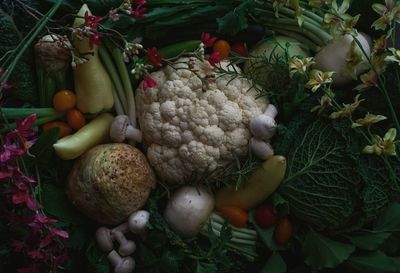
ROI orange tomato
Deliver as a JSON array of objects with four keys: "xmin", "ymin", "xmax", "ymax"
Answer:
[
  {"xmin": 213, "ymin": 39, "xmax": 231, "ymax": 59},
  {"xmin": 66, "ymin": 109, "xmax": 86, "ymax": 130},
  {"xmin": 42, "ymin": 121, "xmax": 72, "ymax": 138},
  {"xmin": 53, "ymin": 90, "xmax": 76, "ymax": 112},
  {"xmin": 274, "ymin": 218, "xmax": 293, "ymax": 244},
  {"xmin": 218, "ymin": 206, "xmax": 248, "ymax": 228}
]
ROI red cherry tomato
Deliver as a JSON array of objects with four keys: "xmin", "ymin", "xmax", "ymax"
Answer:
[
  {"xmin": 218, "ymin": 206, "xmax": 248, "ymax": 228},
  {"xmin": 230, "ymin": 41, "xmax": 248, "ymax": 57},
  {"xmin": 275, "ymin": 218, "xmax": 293, "ymax": 244},
  {"xmin": 255, "ymin": 204, "xmax": 277, "ymax": 228}
]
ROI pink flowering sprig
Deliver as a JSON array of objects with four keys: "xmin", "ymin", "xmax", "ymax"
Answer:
[{"xmin": 0, "ymin": 114, "xmax": 69, "ymax": 272}]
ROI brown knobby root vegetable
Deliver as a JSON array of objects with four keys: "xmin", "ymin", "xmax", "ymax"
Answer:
[
  {"xmin": 108, "ymin": 250, "xmax": 135, "ymax": 273},
  {"xmin": 164, "ymin": 186, "xmax": 215, "ymax": 238},
  {"xmin": 110, "ymin": 115, "xmax": 142, "ymax": 143},
  {"xmin": 250, "ymin": 104, "xmax": 278, "ymax": 141},
  {"xmin": 249, "ymin": 138, "xmax": 274, "ymax": 160},
  {"xmin": 67, "ymin": 144, "xmax": 155, "ymax": 225},
  {"xmin": 111, "ymin": 231, "xmax": 136, "ymax": 256},
  {"xmin": 96, "ymin": 210, "xmax": 150, "ymax": 252}
]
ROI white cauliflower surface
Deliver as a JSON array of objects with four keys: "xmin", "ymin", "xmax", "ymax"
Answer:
[{"xmin": 136, "ymin": 57, "xmax": 268, "ymax": 184}]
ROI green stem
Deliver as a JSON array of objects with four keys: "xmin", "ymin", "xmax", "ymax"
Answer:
[
  {"xmin": 273, "ymin": 30, "xmax": 320, "ymax": 51},
  {"xmin": 209, "ymin": 213, "xmax": 257, "ymax": 236},
  {"xmin": 264, "ymin": 23, "xmax": 324, "ymax": 47},
  {"xmin": 104, "ymin": 40, "xmax": 137, "ymax": 127},
  {"xmin": 98, "ymin": 45, "xmax": 129, "ymax": 114},
  {"xmin": 0, "ymin": 0, "xmax": 64, "ymax": 94},
  {"xmin": 0, "ymin": 108, "xmax": 62, "ymax": 119}
]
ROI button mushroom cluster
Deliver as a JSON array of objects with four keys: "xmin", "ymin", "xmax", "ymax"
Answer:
[
  {"xmin": 249, "ymin": 104, "xmax": 278, "ymax": 160},
  {"xmin": 96, "ymin": 210, "xmax": 150, "ymax": 273}
]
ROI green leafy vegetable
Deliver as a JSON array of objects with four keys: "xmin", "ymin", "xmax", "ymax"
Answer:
[
  {"xmin": 275, "ymin": 112, "xmax": 400, "ymax": 231},
  {"xmin": 302, "ymin": 229, "xmax": 355, "ymax": 270},
  {"xmin": 346, "ymin": 232, "xmax": 391, "ymax": 251}
]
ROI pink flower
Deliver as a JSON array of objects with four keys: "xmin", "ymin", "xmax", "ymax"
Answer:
[
  {"xmin": 39, "ymin": 229, "xmax": 69, "ymax": 248},
  {"xmin": 9, "ymin": 186, "xmax": 41, "ymax": 211},
  {"xmin": 89, "ymin": 33, "xmax": 103, "ymax": 50},
  {"xmin": 108, "ymin": 8, "xmax": 120, "ymax": 22},
  {"xmin": 143, "ymin": 76, "xmax": 157, "ymax": 91},
  {"xmin": 84, "ymin": 11, "xmax": 102, "ymax": 29},
  {"xmin": 201, "ymin": 32, "xmax": 217, "ymax": 48},
  {"xmin": 1, "ymin": 81, "xmax": 14, "ymax": 91},
  {"xmin": 17, "ymin": 266, "xmax": 41, "ymax": 273},
  {"xmin": 132, "ymin": 4, "xmax": 147, "ymax": 18},
  {"xmin": 135, "ymin": 0, "xmax": 147, "ymax": 4},
  {"xmin": 146, "ymin": 47, "xmax": 163, "ymax": 67},
  {"xmin": 208, "ymin": 51, "xmax": 221, "ymax": 66},
  {"xmin": 27, "ymin": 250, "xmax": 44, "ymax": 260},
  {"xmin": 15, "ymin": 114, "xmax": 36, "ymax": 139}
]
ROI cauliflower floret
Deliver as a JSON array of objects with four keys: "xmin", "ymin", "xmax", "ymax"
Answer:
[{"xmin": 136, "ymin": 57, "xmax": 269, "ymax": 184}]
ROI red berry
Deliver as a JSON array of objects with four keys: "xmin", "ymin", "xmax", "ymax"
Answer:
[
  {"xmin": 230, "ymin": 41, "xmax": 248, "ymax": 57},
  {"xmin": 255, "ymin": 204, "xmax": 277, "ymax": 228}
]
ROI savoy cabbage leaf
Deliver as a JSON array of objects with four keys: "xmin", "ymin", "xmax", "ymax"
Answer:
[{"xmin": 275, "ymin": 112, "xmax": 400, "ymax": 232}]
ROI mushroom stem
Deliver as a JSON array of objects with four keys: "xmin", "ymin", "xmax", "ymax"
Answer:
[
  {"xmin": 126, "ymin": 126, "xmax": 143, "ymax": 143},
  {"xmin": 250, "ymin": 138, "xmax": 274, "ymax": 160},
  {"xmin": 111, "ymin": 230, "xmax": 136, "ymax": 256},
  {"xmin": 107, "ymin": 250, "xmax": 135, "ymax": 273}
]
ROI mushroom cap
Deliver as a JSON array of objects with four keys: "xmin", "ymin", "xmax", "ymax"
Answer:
[
  {"xmin": 95, "ymin": 227, "xmax": 114, "ymax": 252},
  {"xmin": 110, "ymin": 115, "xmax": 130, "ymax": 143},
  {"xmin": 128, "ymin": 210, "xmax": 150, "ymax": 234},
  {"xmin": 67, "ymin": 143, "xmax": 156, "ymax": 225},
  {"xmin": 249, "ymin": 138, "xmax": 274, "ymax": 160}
]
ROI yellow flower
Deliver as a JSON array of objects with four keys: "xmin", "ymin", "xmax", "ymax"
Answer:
[
  {"xmin": 329, "ymin": 94, "xmax": 365, "ymax": 119},
  {"xmin": 289, "ymin": 56, "xmax": 315, "ymax": 77},
  {"xmin": 384, "ymin": 47, "xmax": 400, "ymax": 64},
  {"xmin": 354, "ymin": 70, "xmax": 378, "ymax": 92},
  {"xmin": 308, "ymin": 0, "xmax": 332, "ymax": 8},
  {"xmin": 305, "ymin": 69, "xmax": 334, "ymax": 92},
  {"xmin": 311, "ymin": 90, "xmax": 334, "ymax": 114},
  {"xmin": 371, "ymin": 0, "xmax": 400, "ymax": 31},
  {"xmin": 345, "ymin": 39, "xmax": 366, "ymax": 79},
  {"xmin": 351, "ymin": 113, "xmax": 387, "ymax": 128},
  {"xmin": 363, "ymin": 128, "xmax": 398, "ymax": 156},
  {"xmin": 323, "ymin": 0, "xmax": 359, "ymax": 36}
]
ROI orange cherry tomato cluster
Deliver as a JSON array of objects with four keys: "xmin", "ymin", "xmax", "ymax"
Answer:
[
  {"xmin": 255, "ymin": 203, "xmax": 293, "ymax": 245},
  {"xmin": 42, "ymin": 90, "xmax": 86, "ymax": 138},
  {"xmin": 218, "ymin": 206, "xmax": 249, "ymax": 228},
  {"xmin": 212, "ymin": 39, "xmax": 248, "ymax": 60}
]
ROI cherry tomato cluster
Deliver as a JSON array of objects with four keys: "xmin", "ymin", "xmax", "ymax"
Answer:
[
  {"xmin": 256, "ymin": 204, "xmax": 293, "ymax": 245},
  {"xmin": 42, "ymin": 90, "xmax": 86, "ymax": 138},
  {"xmin": 212, "ymin": 39, "xmax": 248, "ymax": 60}
]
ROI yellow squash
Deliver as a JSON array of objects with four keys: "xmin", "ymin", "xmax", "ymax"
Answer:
[
  {"xmin": 72, "ymin": 4, "xmax": 114, "ymax": 114},
  {"xmin": 53, "ymin": 113, "xmax": 114, "ymax": 160},
  {"xmin": 215, "ymin": 155, "xmax": 287, "ymax": 210}
]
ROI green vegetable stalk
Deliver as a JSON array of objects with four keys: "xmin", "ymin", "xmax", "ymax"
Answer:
[{"xmin": 35, "ymin": 34, "xmax": 71, "ymax": 107}]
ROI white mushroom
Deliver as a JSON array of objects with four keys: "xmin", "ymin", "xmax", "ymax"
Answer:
[
  {"xmin": 110, "ymin": 115, "xmax": 142, "ymax": 143},
  {"xmin": 108, "ymin": 250, "xmax": 135, "ymax": 273},
  {"xmin": 249, "ymin": 138, "xmax": 274, "ymax": 160},
  {"xmin": 250, "ymin": 104, "xmax": 278, "ymax": 141}
]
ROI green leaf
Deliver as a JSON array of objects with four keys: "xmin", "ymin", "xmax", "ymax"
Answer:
[
  {"xmin": 41, "ymin": 183, "xmax": 87, "ymax": 224},
  {"xmin": 160, "ymin": 250, "xmax": 184, "ymax": 273},
  {"xmin": 196, "ymin": 262, "xmax": 217, "ymax": 273},
  {"xmin": 303, "ymin": 229, "xmax": 355, "ymax": 270},
  {"xmin": 26, "ymin": 127, "xmax": 59, "ymax": 167},
  {"xmin": 346, "ymin": 232, "xmax": 391, "ymax": 251},
  {"xmin": 347, "ymin": 251, "xmax": 398, "ymax": 273},
  {"xmin": 380, "ymin": 231, "xmax": 400, "ymax": 255},
  {"xmin": 374, "ymin": 202, "xmax": 400, "ymax": 232},
  {"xmin": 217, "ymin": 9, "xmax": 248, "ymax": 36},
  {"xmin": 260, "ymin": 252, "xmax": 287, "ymax": 273},
  {"xmin": 271, "ymin": 192, "xmax": 289, "ymax": 216}
]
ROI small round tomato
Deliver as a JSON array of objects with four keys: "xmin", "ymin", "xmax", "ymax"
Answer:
[
  {"xmin": 213, "ymin": 39, "xmax": 231, "ymax": 59},
  {"xmin": 255, "ymin": 204, "xmax": 277, "ymax": 228},
  {"xmin": 231, "ymin": 41, "xmax": 248, "ymax": 57},
  {"xmin": 67, "ymin": 109, "xmax": 86, "ymax": 130},
  {"xmin": 218, "ymin": 206, "xmax": 248, "ymax": 228},
  {"xmin": 53, "ymin": 90, "xmax": 77, "ymax": 112},
  {"xmin": 42, "ymin": 121, "xmax": 72, "ymax": 138},
  {"xmin": 274, "ymin": 218, "xmax": 293, "ymax": 244}
]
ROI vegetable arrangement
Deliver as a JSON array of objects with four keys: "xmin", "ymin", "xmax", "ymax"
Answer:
[{"xmin": 1, "ymin": 0, "xmax": 400, "ymax": 273}]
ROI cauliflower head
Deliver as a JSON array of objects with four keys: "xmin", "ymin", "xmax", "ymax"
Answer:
[{"xmin": 136, "ymin": 57, "xmax": 268, "ymax": 184}]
